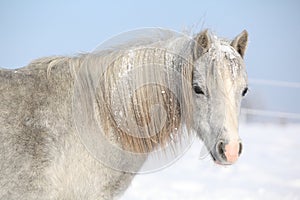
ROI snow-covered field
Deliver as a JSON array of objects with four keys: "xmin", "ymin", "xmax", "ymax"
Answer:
[{"xmin": 123, "ymin": 123, "xmax": 300, "ymax": 200}]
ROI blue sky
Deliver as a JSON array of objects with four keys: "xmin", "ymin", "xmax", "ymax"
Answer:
[{"xmin": 1, "ymin": 0, "xmax": 300, "ymax": 115}]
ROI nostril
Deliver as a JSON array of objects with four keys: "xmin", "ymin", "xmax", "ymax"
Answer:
[
  {"xmin": 217, "ymin": 141, "xmax": 226, "ymax": 159},
  {"xmin": 238, "ymin": 142, "xmax": 243, "ymax": 156}
]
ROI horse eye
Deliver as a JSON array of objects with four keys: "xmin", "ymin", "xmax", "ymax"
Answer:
[
  {"xmin": 193, "ymin": 85, "xmax": 205, "ymax": 95},
  {"xmin": 242, "ymin": 87, "xmax": 248, "ymax": 97}
]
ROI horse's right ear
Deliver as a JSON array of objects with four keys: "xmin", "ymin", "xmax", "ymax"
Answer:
[
  {"xmin": 231, "ymin": 30, "xmax": 248, "ymax": 58},
  {"xmin": 193, "ymin": 29, "xmax": 211, "ymax": 60}
]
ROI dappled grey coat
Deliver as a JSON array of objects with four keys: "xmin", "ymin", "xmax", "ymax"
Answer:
[{"xmin": 0, "ymin": 58, "xmax": 137, "ymax": 199}]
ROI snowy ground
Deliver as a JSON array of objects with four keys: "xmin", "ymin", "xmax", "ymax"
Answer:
[{"xmin": 122, "ymin": 123, "xmax": 300, "ymax": 200}]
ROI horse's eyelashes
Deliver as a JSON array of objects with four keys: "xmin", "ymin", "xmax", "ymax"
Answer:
[
  {"xmin": 193, "ymin": 85, "xmax": 205, "ymax": 95},
  {"xmin": 242, "ymin": 87, "xmax": 248, "ymax": 97}
]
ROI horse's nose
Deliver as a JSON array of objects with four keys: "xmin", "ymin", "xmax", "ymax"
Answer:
[{"xmin": 217, "ymin": 140, "xmax": 242, "ymax": 164}]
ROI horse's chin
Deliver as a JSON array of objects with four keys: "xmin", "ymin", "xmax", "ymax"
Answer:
[{"xmin": 209, "ymin": 152, "xmax": 233, "ymax": 166}]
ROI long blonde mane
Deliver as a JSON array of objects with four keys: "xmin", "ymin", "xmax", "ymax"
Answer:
[{"xmin": 73, "ymin": 29, "xmax": 195, "ymax": 154}]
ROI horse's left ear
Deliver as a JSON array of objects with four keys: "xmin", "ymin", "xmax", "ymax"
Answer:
[
  {"xmin": 231, "ymin": 30, "xmax": 248, "ymax": 58},
  {"xmin": 193, "ymin": 29, "xmax": 211, "ymax": 60}
]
